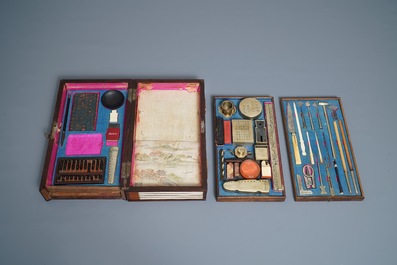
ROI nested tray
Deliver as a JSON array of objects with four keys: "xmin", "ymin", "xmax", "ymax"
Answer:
[
  {"xmin": 280, "ymin": 97, "xmax": 364, "ymax": 201},
  {"xmin": 213, "ymin": 96, "xmax": 285, "ymax": 202}
]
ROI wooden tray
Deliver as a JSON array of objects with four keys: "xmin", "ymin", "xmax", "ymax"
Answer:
[
  {"xmin": 280, "ymin": 97, "xmax": 364, "ymax": 201},
  {"xmin": 213, "ymin": 96, "xmax": 285, "ymax": 202}
]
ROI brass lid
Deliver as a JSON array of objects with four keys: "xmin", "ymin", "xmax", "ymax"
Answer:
[{"xmin": 239, "ymin": 97, "xmax": 262, "ymax": 119}]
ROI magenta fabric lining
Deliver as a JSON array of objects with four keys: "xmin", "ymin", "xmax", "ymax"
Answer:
[
  {"xmin": 65, "ymin": 83, "xmax": 128, "ymax": 90},
  {"xmin": 137, "ymin": 82, "xmax": 200, "ymax": 93},
  {"xmin": 66, "ymin": 133, "xmax": 103, "ymax": 155}
]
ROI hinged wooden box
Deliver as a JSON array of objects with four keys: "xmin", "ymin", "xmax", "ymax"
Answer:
[
  {"xmin": 280, "ymin": 97, "xmax": 364, "ymax": 201},
  {"xmin": 213, "ymin": 96, "xmax": 285, "ymax": 202},
  {"xmin": 40, "ymin": 79, "xmax": 207, "ymax": 201}
]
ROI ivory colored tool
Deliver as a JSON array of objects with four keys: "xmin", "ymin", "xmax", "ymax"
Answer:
[
  {"xmin": 293, "ymin": 102, "xmax": 306, "ymax": 156},
  {"xmin": 223, "ymin": 179, "xmax": 270, "ymax": 193},
  {"xmin": 287, "ymin": 103, "xmax": 301, "ymax": 164}
]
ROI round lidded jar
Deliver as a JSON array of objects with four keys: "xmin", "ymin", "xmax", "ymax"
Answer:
[
  {"xmin": 219, "ymin": 100, "xmax": 237, "ymax": 118},
  {"xmin": 240, "ymin": 159, "xmax": 260, "ymax": 179},
  {"xmin": 239, "ymin": 97, "xmax": 262, "ymax": 119}
]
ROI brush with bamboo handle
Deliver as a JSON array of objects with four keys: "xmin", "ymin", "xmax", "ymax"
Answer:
[
  {"xmin": 333, "ymin": 120, "xmax": 352, "ymax": 193},
  {"xmin": 338, "ymin": 120, "xmax": 359, "ymax": 194}
]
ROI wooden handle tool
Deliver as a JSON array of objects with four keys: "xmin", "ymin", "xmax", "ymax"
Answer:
[
  {"xmin": 339, "ymin": 120, "xmax": 359, "ymax": 194},
  {"xmin": 334, "ymin": 120, "xmax": 352, "ymax": 193},
  {"xmin": 292, "ymin": 133, "xmax": 301, "ymax": 164}
]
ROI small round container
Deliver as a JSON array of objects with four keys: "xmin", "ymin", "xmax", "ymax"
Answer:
[
  {"xmin": 218, "ymin": 100, "xmax": 237, "ymax": 118},
  {"xmin": 234, "ymin": 146, "xmax": 248, "ymax": 158},
  {"xmin": 240, "ymin": 159, "xmax": 260, "ymax": 179},
  {"xmin": 239, "ymin": 97, "xmax": 262, "ymax": 119}
]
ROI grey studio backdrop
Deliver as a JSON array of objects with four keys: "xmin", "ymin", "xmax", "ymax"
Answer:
[{"xmin": 0, "ymin": 1, "xmax": 396, "ymax": 264}]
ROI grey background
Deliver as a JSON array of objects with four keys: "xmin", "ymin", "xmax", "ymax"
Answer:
[{"xmin": 1, "ymin": 0, "xmax": 396, "ymax": 264}]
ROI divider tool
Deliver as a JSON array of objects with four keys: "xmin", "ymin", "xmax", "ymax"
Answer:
[
  {"xmin": 313, "ymin": 102, "xmax": 322, "ymax": 129},
  {"xmin": 325, "ymin": 165, "xmax": 335, "ymax": 196},
  {"xmin": 319, "ymin": 102, "xmax": 343, "ymax": 194},
  {"xmin": 306, "ymin": 101, "xmax": 314, "ymax": 129},
  {"xmin": 315, "ymin": 132, "xmax": 323, "ymax": 163},
  {"xmin": 317, "ymin": 157, "xmax": 327, "ymax": 194},
  {"xmin": 306, "ymin": 131, "xmax": 314, "ymax": 164},
  {"xmin": 322, "ymin": 132, "xmax": 332, "ymax": 168}
]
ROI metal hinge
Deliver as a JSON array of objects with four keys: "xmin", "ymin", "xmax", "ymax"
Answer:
[
  {"xmin": 44, "ymin": 122, "xmax": 58, "ymax": 139},
  {"xmin": 201, "ymin": 120, "xmax": 205, "ymax": 133},
  {"xmin": 121, "ymin": 162, "xmax": 131, "ymax": 179},
  {"xmin": 121, "ymin": 162, "xmax": 131, "ymax": 191},
  {"xmin": 128, "ymin": 88, "xmax": 137, "ymax": 102}
]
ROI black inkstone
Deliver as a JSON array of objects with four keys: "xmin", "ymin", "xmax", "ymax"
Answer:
[{"xmin": 101, "ymin": 90, "xmax": 125, "ymax": 109}]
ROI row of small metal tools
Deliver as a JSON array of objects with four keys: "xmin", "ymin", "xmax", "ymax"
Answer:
[{"xmin": 287, "ymin": 100, "xmax": 359, "ymax": 196}]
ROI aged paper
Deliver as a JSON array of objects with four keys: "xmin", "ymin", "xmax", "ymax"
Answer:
[{"xmin": 132, "ymin": 89, "xmax": 201, "ymax": 186}]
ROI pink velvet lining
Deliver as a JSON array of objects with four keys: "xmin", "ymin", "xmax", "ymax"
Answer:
[
  {"xmin": 66, "ymin": 134, "xmax": 103, "ymax": 155},
  {"xmin": 137, "ymin": 82, "xmax": 200, "ymax": 93}
]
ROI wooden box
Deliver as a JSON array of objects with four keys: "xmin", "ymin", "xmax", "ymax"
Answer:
[
  {"xmin": 280, "ymin": 97, "xmax": 364, "ymax": 201},
  {"xmin": 213, "ymin": 96, "xmax": 285, "ymax": 202},
  {"xmin": 40, "ymin": 79, "xmax": 207, "ymax": 201}
]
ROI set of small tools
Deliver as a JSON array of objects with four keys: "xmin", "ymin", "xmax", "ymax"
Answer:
[
  {"xmin": 215, "ymin": 97, "xmax": 284, "ymax": 197},
  {"xmin": 284, "ymin": 98, "xmax": 360, "ymax": 197}
]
